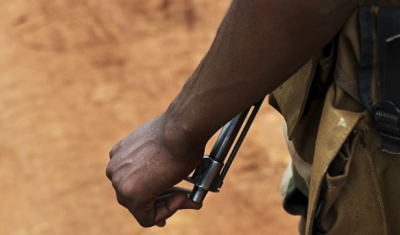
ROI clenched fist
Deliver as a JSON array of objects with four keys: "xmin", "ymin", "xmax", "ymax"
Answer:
[{"xmin": 106, "ymin": 114, "xmax": 204, "ymax": 227}]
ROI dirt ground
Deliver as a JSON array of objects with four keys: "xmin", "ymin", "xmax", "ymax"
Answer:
[{"xmin": 0, "ymin": 1, "xmax": 299, "ymax": 234}]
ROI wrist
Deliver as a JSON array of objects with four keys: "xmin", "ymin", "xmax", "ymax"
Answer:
[{"xmin": 159, "ymin": 110, "xmax": 207, "ymax": 161}]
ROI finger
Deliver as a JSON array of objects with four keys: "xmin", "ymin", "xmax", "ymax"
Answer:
[
  {"xmin": 155, "ymin": 220, "xmax": 166, "ymax": 227},
  {"xmin": 155, "ymin": 192, "xmax": 202, "ymax": 210},
  {"xmin": 127, "ymin": 192, "xmax": 187, "ymax": 227},
  {"xmin": 157, "ymin": 187, "xmax": 202, "ymax": 210},
  {"xmin": 152, "ymin": 192, "xmax": 188, "ymax": 225},
  {"xmin": 154, "ymin": 187, "xmax": 191, "ymax": 204},
  {"xmin": 179, "ymin": 197, "xmax": 202, "ymax": 210},
  {"xmin": 158, "ymin": 186, "xmax": 191, "ymax": 197},
  {"xmin": 155, "ymin": 193, "xmax": 174, "ymax": 205}
]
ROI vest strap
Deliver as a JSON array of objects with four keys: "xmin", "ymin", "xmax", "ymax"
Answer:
[{"xmin": 359, "ymin": 6, "xmax": 400, "ymax": 154}]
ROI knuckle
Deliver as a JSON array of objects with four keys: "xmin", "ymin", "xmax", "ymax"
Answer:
[
  {"xmin": 110, "ymin": 174, "xmax": 123, "ymax": 191},
  {"xmin": 105, "ymin": 165, "xmax": 113, "ymax": 180},
  {"xmin": 116, "ymin": 194, "xmax": 125, "ymax": 206},
  {"xmin": 118, "ymin": 180, "xmax": 137, "ymax": 198},
  {"xmin": 112, "ymin": 182, "xmax": 120, "ymax": 194},
  {"xmin": 109, "ymin": 141, "xmax": 121, "ymax": 158}
]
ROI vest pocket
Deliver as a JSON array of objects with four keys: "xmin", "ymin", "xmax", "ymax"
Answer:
[
  {"xmin": 309, "ymin": 84, "xmax": 387, "ymax": 235},
  {"xmin": 314, "ymin": 132, "xmax": 358, "ymax": 233},
  {"xmin": 313, "ymin": 134, "xmax": 388, "ymax": 235}
]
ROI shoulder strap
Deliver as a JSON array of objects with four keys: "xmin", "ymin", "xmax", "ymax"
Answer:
[
  {"xmin": 359, "ymin": 6, "xmax": 400, "ymax": 154},
  {"xmin": 358, "ymin": 6, "xmax": 375, "ymax": 113}
]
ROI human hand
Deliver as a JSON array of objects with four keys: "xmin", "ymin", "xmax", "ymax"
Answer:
[{"xmin": 106, "ymin": 114, "xmax": 204, "ymax": 227}]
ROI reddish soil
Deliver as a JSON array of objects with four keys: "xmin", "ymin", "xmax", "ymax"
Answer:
[{"xmin": 0, "ymin": 1, "xmax": 299, "ymax": 234}]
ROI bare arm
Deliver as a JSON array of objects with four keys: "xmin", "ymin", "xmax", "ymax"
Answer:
[
  {"xmin": 166, "ymin": 0, "xmax": 358, "ymax": 146},
  {"xmin": 106, "ymin": 0, "xmax": 358, "ymax": 228}
]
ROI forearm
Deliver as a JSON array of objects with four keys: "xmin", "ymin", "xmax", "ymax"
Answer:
[{"xmin": 165, "ymin": 0, "xmax": 358, "ymax": 146}]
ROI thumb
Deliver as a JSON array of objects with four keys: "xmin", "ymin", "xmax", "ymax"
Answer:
[{"xmin": 153, "ymin": 192, "xmax": 189, "ymax": 224}]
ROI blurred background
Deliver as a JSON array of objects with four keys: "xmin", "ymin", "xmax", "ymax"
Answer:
[{"xmin": 0, "ymin": 0, "xmax": 299, "ymax": 234}]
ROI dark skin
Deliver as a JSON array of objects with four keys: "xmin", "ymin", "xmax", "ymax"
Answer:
[{"xmin": 106, "ymin": 0, "xmax": 358, "ymax": 228}]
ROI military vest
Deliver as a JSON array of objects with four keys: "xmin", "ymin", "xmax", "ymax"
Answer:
[{"xmin": 270, "ymin": 1, "xmax": 400, "ymax": 234}]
